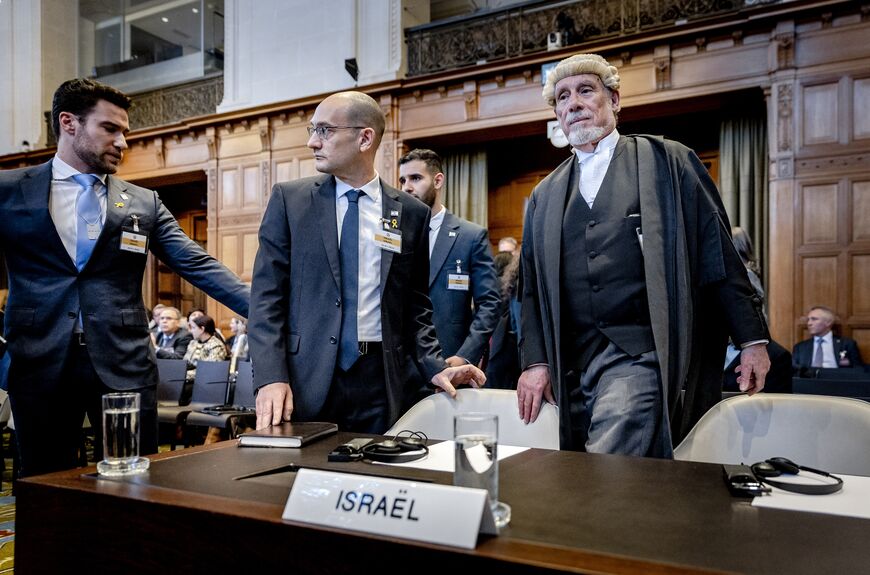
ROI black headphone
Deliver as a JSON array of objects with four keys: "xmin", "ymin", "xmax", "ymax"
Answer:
[
  {"xmin": 361, "ymin": 432, "xmax": 429, "ymax": 464},
  {"xmin": 750, "ymin": 457, "xmax": 843, "ymax": 495}
]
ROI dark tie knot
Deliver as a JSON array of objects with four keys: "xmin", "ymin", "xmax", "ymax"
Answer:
[
  {"xmin": 72, "ymin": 173, "xmax": 100, "ymax": 190},
  {"xmin": 346, "ymin": 189, "xmax": 363, "ymax": 204}
]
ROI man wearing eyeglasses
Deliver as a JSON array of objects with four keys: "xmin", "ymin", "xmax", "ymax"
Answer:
[{"xmin": 249, "ymin": 91, "xmax": 485, "ymax": 433}]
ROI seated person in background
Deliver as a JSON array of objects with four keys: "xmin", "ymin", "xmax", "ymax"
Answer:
[
  {"xmin": 188, "ymin": 308, "xmax": 225, "ymax": 343},
  {"xmin": 226, "ymin": 316, "xmax": 249, "ymax": 361},
  {"xmin": 183, "ymin": 314, "xmax": 227, "ymax": 382},
  {"xmin": 154, "ymin": 306, "xmax": 192, "ymax": 360},
  {"xmin": 497, "ymin": 236, "xmax": 518, "ymax": 255},
  {"xmin": 724, "ymin": 339, "xmax": 793, "ymax": 393},
  {"xmin": 148, "ymin": 303, "xmax": 165, "ymax": 335},
  {"xmin": 793, "ymin": 306, "xmax": 864, "ymax": 370}
]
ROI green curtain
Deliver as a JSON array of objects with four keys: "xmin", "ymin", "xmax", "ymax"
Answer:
[
  {"xmin": 443, "ymin": 149, "xmax": 488, "ymax": 227},
  {"xmin": 719, "ymin": 113, "xmax": 768, "ymax": 288}
]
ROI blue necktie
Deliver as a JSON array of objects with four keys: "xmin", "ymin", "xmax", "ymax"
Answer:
[
  {"xmin": 72, "ymin": 173, "xmax": 102, "ymax": 271},
  {"xmin": 338, "ymin": 190, "xmax": 362, "ymax": 371}
]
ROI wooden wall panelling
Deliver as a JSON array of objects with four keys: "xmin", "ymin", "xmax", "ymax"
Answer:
[
  {"xmin": 851, "ymin": 254, "xmax": 870, "ymax": 317},
  {"xmin": 794, "ymin": 177, "xmax": 841, "ymax": 343},
  {"xmin": 271, "ymin": 112, "xmax": 312, "ymax": 152},
  {"xmin": 853, "ymin": 180, "xmax": 870, "ymax": 243},
  {"xmin": 767, "ymin": 179, "xmax": 795, "ymax": 348},
  {"xmin": 487, "ymin": 171, "xmax": 547, "ymax": 250},
  {"xmin": 164, "ymin": 133, "xmax": 211, "ymax": 167},
  {"xmin": 242, "ymin": 232, "xmax": 259, "ymax": 280},
  {"xmin": 121, "ymin": 140, "xmax": 163, "ymax": 175},
  {"xmin": 849, "ymin": 178, "xmax": 870, "ymax": 359},
  {"xmin": 477, "ymin": 72, "xmax": 542, "ymax": 120},
  {"xmin": 794, "ymin": 20, "xmax": 870, "ymax": 70},
  {"xmin": 800, "ymin": 81, "xmax": 840, "ymax": 148},
  {"xmin": 853, "ymin": 329, "xmax": 870, "ymax": 360},
  {"xmin": 853, "ymin": 76, "xmax": 870, "ymax": 141},
  {"xmin": 220, "ymin": 165, "xmax": 241, "ymax": 212},
  {"xmin": 399, "ymin": 91, "xmax": 470, "ymax": 133},
  {"xmin": 242, "ymin": 163, "xmax": 261, "ymax": 210},
  {"xmin": 800, "ymin": 182, "xmax": 838, "ymax": 244}
]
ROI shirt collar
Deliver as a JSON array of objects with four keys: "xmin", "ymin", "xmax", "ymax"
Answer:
[
  {"xmin": 429, "ymin": 205, "xmax": 446, "ymax": 231},
  {"xmin": 818, "ymin": 331, "xmax": 833, "ymax": 343},
  {"xmin": 573, "ymin": 129, "xmax": 620, "ymax": 164},
  {"xmin": 335, "ymin": 173, "xmax": 381, "ymax": 203},
  {"xmin": 52, "ymin": 154, "xmax": 108, "ymax": 189}
]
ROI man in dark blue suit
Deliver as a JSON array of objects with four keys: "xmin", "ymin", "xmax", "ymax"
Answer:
[
  {"xmin": 792, "ymin": 306, "xmax": 864, "ymax": 370},
  {"xmin": 0, "ymin": 79, "xmax": 250, "ymax": 476},
  {"xmin": 398, "ymin": 149, "xmax": 500, "ymax": 374},
  {"xmin": 249, "ymin": 92, "xmax": 485, "ymax": 433}
]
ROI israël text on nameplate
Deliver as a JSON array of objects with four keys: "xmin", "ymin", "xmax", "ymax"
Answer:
[{"xmin": 282, "ymin": 468, "xmax": 498, "ymax": 549}]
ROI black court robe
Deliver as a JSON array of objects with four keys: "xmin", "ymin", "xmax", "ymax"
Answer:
[{"xmin": 520, "ymin": 135, "xmax": 768, "ymax": 448}]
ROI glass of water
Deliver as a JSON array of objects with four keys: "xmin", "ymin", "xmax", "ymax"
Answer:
[
  {"xmin": 454, "ymin": 412, "xmax": 511, "ymax": 528},
  {"xmin": 97, "ymin": 392, "xmax": 150, "ymax": 476}
]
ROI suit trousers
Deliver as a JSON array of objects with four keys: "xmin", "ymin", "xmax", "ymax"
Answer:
[
  {"xmin": 566, "ymin": 341, "xmax": 672, "ymax": 458},
  {"xmin": 10, "ymin": 338, "xmax": 158, "ymax": 477},
  {"xmin": 318, "ymin": 353, "xmax": 389, "ymax": 434}
]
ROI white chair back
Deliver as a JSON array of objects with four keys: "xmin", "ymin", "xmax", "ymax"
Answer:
[
  {"xmin": 386, "ymin": 388, "xmax": 559, "ymax": 449},
  {"xmin": 674, "ymin": 394, "xmax": 870, "ymax": 475}
]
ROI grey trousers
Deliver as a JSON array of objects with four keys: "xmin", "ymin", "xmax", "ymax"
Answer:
[{"xmin": 568, "ymin": 341, "xmax": 672, "ymax": 458}]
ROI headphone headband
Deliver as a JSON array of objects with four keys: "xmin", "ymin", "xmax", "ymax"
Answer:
[
  {"xmin": 360, "ymin": 436, "xmax": 429, "ymax": 464},
  {"xmin": 750, "ymin": 457, "xmax": 843, "ymax": 495}
]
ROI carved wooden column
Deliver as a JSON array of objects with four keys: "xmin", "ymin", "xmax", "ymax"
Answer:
[
  {"xmin": 377, "ymin": 94, "xmax": 400, "ymax": 187},
  {"xmin": 766, "ymin": 20, "xmax": 798, "ymax": 347}
]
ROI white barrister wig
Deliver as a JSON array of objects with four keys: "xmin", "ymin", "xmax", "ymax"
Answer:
[{"xmin": 542, "ymin": 53, "xmax": 620, "ymax": 107}]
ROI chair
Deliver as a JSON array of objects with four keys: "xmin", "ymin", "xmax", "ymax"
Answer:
[
  {"xmin": 158, "ymin": 360, "xmax": 230, "ymax": 449},
  {"xmin": 184, "ymin": 361, "xmax": 256, "ymax": 438},
  {"xmin": 385, "ymin": 388, "xmax": 559, "ymax": 449},
  {"xmin": 156, "ymin": 359, "xmax": 188, "ymax": 406},
  {"xmin": 792, "ymin": 377, "xmax": 870, "ymax": 401},
  {"xmin": 674, "ymin": 394, "xmax": 870, "ymax": 475}
]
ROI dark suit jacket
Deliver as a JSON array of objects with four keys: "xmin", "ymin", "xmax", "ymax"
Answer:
[
  {"xmin": 428, "ymin": 212, "xmax": 500, "ymax": 363},
  {"xmin": 723, "ymin": 340, "xmax": 793, "ymax": 393},
  {"xmin": 155, "ymin": 328, "xmax": 193, "ymax": 360},
  {"xmin": 249, "ymin": 175, "xmax": 445, "ymax": 425},
  {"xmin": 0, "ymin": 161, "xmax": 250, "ymax": 394},
  {"xmin": 792, "ymin": 335, "xmax": 864, "ymax": 369}
]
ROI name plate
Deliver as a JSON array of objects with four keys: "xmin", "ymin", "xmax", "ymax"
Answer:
[{"xmin": 283, "ymin": 468, "xmax": 497, "ymax": 549}]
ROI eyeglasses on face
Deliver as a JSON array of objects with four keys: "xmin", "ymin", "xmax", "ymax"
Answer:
[{"xmin": 306, "ymin": 125, "xmax": 366, "ymax": 140}]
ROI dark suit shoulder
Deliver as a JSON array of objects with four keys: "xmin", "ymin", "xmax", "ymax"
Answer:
[
  {"xmin": 273, "ymin": 174, "xmax": 332, "ymax": 195},
  {"xmin": 793, "ymin": 338, "xmax": 812, "ymax": 351},
  {"xmin": 108, "ymin": 176, "xmax": 158, "ymax": 198},
  {"xmin": 443, "ymin": 212, "xmax": 486, "ymax": 235},
  {"xmin": 0, "ymin": 161, "xmax": 51, "ymax": 185}
]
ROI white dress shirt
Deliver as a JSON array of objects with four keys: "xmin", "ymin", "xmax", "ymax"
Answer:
[
  {"xmin": 572, "ymin": 129, "xmax": 620, "ymax": 208},
  {"xmin": 335, "ymin": 174, "xmax": 382, "ymax": 342},
  {"xmin": 428, "ymin": 204, "xmax": 446, "ymax": 257},
  {"xmin": 50, "ymin": 155, "xmax": 108, "ymax": 264},
  {"xmin": 816, "ymin": 332, "xmax": 838, "ymax": 368}
]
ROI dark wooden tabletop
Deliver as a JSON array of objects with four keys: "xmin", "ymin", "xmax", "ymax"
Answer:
[{"xmin": 15, "ymin": 433, "xmax": 870, "ymax": 574}]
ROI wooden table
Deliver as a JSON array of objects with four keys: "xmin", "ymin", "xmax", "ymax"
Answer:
[{"xmin": 16, "ymin": 433, "xmax": 870, "ymax": 574}]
